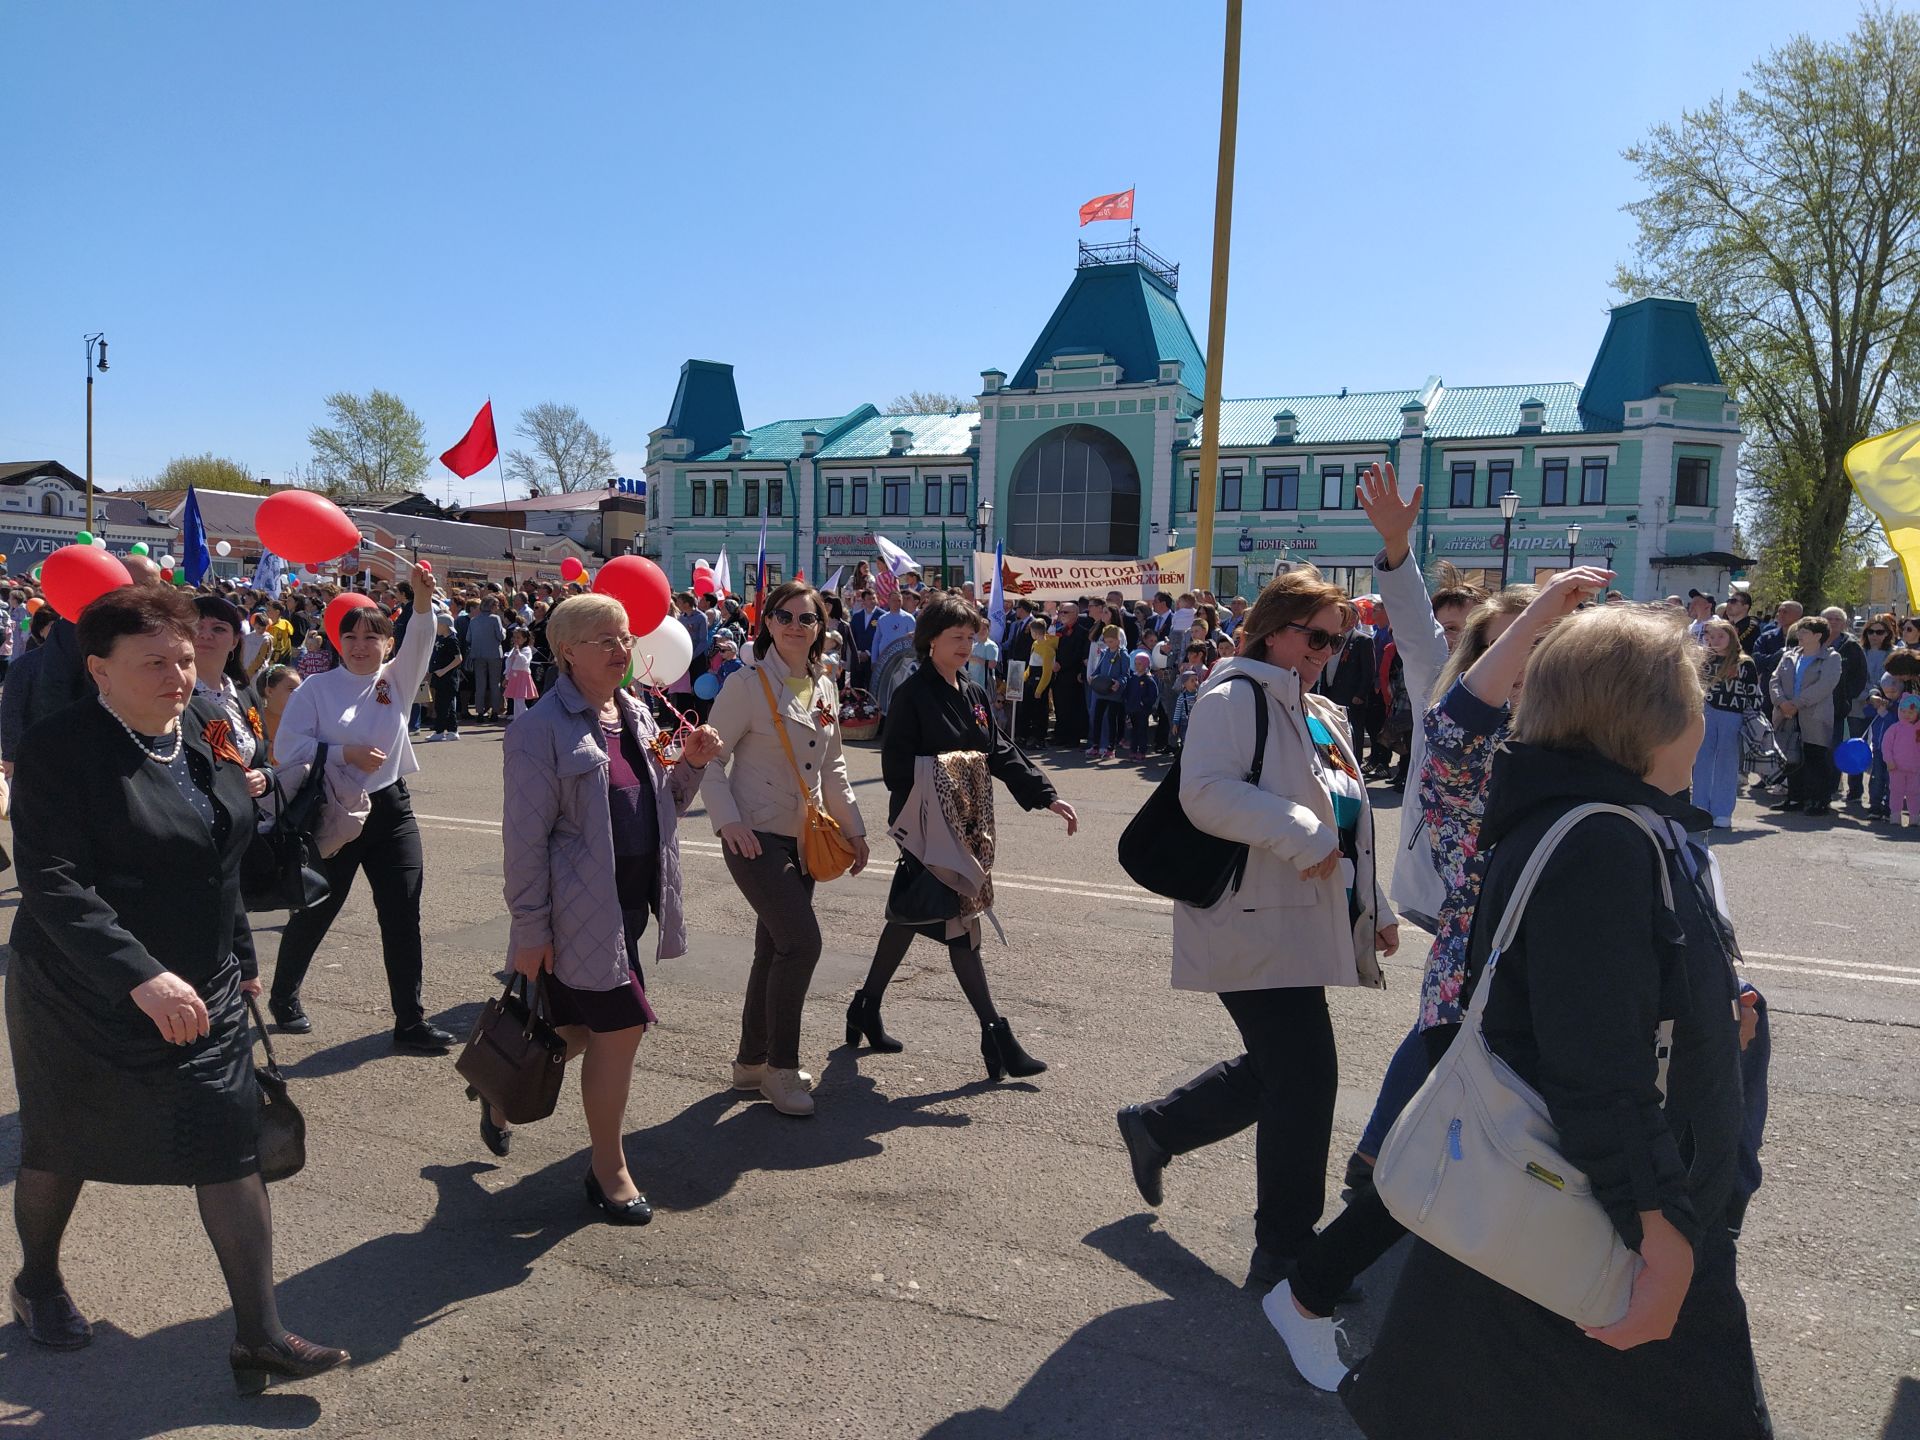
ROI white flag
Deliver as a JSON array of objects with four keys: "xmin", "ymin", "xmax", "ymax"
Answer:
[
  {"xmin": 713, "ymin": 548, "xmax": 732, "ymax": 599},
  {"xmin": 874, "ymin": 534, "xmax": 916, "ymax": 577}
]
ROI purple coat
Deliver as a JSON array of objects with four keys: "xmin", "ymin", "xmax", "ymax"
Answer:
[{"xmin": 502, "ymin": 673, "xmax": 701, "ymax": 990}]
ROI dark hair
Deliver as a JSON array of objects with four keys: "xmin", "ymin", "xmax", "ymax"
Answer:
[
  {"xmin": 1794, "ymin": 616, "xmax": 1831, "ymax": 641},
  {"xmin": 77, "ymin": 584, "xmax": 197, "ymax": 661},
  {"xmin": 914, "ymin": 593, "xmax": 983, "ymax": 659},
  {"xmin": 261, "ymin": 663, "xmax": 300, "ymax": 694},
  {"xmin": 753, "ymin": 580, "xmax": 828, "ymax": 671},
  {"xmin": 337, "ymin": 605, "xmax": 395, "ymax": 640},
  {"xmin": 192, "ymin": 594, "xmax": 252, "ymax": 689}
]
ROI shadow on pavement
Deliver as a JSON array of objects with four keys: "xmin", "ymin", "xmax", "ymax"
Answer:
[{"xmin": 280, "ymin": 1002, "xmax": 484, "ymax": 1080}]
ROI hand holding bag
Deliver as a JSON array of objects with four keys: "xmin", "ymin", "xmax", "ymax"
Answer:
[
  {"xmin": 757, "ymin": 668, "xmax": 858, "ymax": 882},
  {"xmin": 246, "ymin": 994, "xmax": 306, "ymax": 1182},
  {"xmin": 241, "ymin": 744, "xmax": 331, "ymax": 914},
  {"xmin": 1373, "ymin": 802, "xmax": 1676, "ymax": 1329},
  {"xmin": 455, "ymin": 973, "xmax": 568, "ymax": 1125}
]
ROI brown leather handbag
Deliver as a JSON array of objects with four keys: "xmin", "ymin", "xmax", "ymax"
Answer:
[
  {"xmin": 756, "ymin": 668, "xmax": 858, "ymax": 881},
  {"xmin": 455, "ymin": 974, "xmax": 568, "ymax": 1125}
]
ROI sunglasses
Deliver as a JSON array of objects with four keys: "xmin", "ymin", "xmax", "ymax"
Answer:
[
  {"xmin": 770, "ymin": 607, "xmax": 821, "ymax": 628},
  {"xmin": 1283, "ymin": 622, "xmax": 1351, "ymax": 652},
  {"xmin": 1866, "ymin": 628, "xmax": 1890, "ymax": 637}
]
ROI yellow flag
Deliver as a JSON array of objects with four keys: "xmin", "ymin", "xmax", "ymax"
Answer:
[{"xmin": 1845, "ymin": 420, "xmax": 1920, "ymax": 600}]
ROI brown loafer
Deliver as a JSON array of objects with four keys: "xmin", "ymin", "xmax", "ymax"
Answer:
[{"xmin": 10, "ymin": 1279, "xmax": 92, "ymax": 1350}]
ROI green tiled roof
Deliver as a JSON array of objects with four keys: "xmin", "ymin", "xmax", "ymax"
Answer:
[
  {"xmin": 1579, "ymin": 297, "xmax": 1722, "ymax": 428},
  {"xmin": 817, "ymin": 411, "xmax": 979, "ymax": 460},
  {"xmin": 664, "ymin": 360, "xmax": 746, "ymax": 458},
  {"xmin": 684, "ymin": 405, "xmax": 877, "ymax": 463},
  {"xmin": 1188, "ymin": 391, "xmax": 1422, "ymax": 448},
  {"xmin": 1013, "ymin": 263, "xmax": 1207, "ymax": 394},
  {"xmin": 1426, "ymin": 382, "xmax": 1588, "ymax": 438}
]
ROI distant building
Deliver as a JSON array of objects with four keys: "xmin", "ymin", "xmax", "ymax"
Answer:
[
  {"xmin": 458, "ymin": 482, "xmax": 650, "ymax": 559},
  {"xmin": 0, "ymin": 461, "xmax": 172, "ymax": 571}
]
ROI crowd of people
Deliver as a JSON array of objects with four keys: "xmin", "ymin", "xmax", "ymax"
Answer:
[{"xmin": 3, "ymin": 473, "xmax": 1904, "ymax": 1431}]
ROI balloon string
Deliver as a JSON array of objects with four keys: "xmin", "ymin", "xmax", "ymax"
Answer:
[{"xmin": 632, "ymin": 657, "xmax": 702, "ymax": 767}]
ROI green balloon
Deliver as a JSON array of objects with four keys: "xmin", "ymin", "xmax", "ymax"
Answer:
[
  {"xmin": 175, "ymin": 572, "xmax": 189, "ymax": 586},
  {"xmin": 74, "ymin": 530, "xmax": 93, "ymax": 547},
  {"xmin": 129, "ymin": 541, "xmax": 149, "ymax": 557},
  {"xmin": 32, "ymin": 565, "xmax": 42, "ymax": 580}
]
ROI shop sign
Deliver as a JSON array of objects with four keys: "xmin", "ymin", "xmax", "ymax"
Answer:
[
  {"xmin": 1442, "ymin": 532, "xmax": 1625, "ymax": 554},
  {"xmin": 1251, "ymin": 537, "xmax": 1317, "ymax": 551}
]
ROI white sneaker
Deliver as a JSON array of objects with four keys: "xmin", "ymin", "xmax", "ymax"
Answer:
[
  {"xmin": 759, "ymin": 1067, "xmax": 815, "ymax": 1117},
  {"xmin": 1262, "ymin": 1279, "xmax": 1350, "ymax": 1391},
  {"xmin": 448, "ymin": 732, "xmax": 463, "ymax": 742},
  {"xmin": 731, "ymin": 1061, "xmax": 814, "ymax": 1092},
  {"xmin": 1712, "ymin": 815, "xmax": 1733, "ymax": 828}
]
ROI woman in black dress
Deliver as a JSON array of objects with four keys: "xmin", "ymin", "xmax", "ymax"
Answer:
[
  {"xmin": 845, "ymin": 593, "xmax": 1078, "ymax": 1079},
  {"xmin": 6, "ymin": 586, "xmax": 346, "ymax": 1394},
  {"xmin": 192, "ymin": 593, "xmax": 272, "ymax": 791}
]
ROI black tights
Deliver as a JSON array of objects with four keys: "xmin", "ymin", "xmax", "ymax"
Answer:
[
  {"xmin": 15, "ymin": 1167, "xmax": 284, "ymax": 1348},
  {"xmin": 861, "ymin": 921, "xmax": 998, "ymax": 1026}
]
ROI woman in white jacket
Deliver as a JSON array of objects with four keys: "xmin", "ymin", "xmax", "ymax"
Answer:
[{"xmin": 1117, "ymin": 570, "xmax": 1398, "ymax": 1291}]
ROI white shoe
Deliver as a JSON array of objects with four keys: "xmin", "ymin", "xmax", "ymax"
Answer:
[
  {"xmin": 1262, "ymin": 1279, "xmax": 1350, "ymax": 1391},
  {"xmin": 730, "ymin": 1061, "xmax": 814, "ymax": 1092},
  {"xmin": 421, "ymin": 733, "xmax": 443, "ymax": 743},
  {"xmin": 1712, "ymin": 815, "xmax": 1733, "ymax": 828},
  {"xmin": 448, "ymin": 732, "xmax": 463, "ymax": 742},
  {"xmin": 759, "ymin": 1067, "xmax": 815, "ymax": 1117}
]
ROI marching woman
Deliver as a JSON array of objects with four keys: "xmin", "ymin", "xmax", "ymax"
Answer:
[
  {"xmin": 267, "ymin": 564, "xmax": 452, "ymax": 1052},
  {"xmin": 704, "ymin": 581, "xmax": 869, "ymax": 1117},
  {"xmin": 8, "ymin": 585, "xmax": 346, "ymax": 1390},
  {"xmin": 499, "ymin": 594, "xmax": 720, "ymax": 1221},
  {"xmin": 192, "ymin": 594, "xmax": 271, "ymax": 789},
  {"xmin": 847, "ymin": 593, "xmax": 1078, "ymax": 1080}
]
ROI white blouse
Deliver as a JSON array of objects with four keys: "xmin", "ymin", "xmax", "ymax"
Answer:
[{"xmin": 273, "ymin": 609, "xmax": 435, "ymax": 794}]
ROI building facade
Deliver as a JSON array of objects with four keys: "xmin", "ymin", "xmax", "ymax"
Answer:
[
  {"xmin": 0, "ymin": 462, "xmax": 173, "ymax": 570},
  {"xmin": 644, "ymin": 240, "xmax": 1744, "ymax": 601}
]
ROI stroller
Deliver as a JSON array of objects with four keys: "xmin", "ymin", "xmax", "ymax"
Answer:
[{"xmin": 1741, "ymin": 711, "xmax": 1793, "ymax": 789}]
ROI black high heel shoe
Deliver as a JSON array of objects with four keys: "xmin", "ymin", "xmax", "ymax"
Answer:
[
  {"xmin": 844, "ymin": 990, "xmax": 904, "ymax": 1052},
  {"xmin": 465, "ymin": 1085, "xmax": 511, "ymax": 1158},
  {"xmin": 229, "ymin": 1333, "xmax": 350, "ymax": 1395},
  {"xmin": 981, "ymin": 1017, "xmax": 1047, "ymax": 1081},
  {"xmin": 585, "ymin": 1169, "xmax": 652, "ymax": 1226}
]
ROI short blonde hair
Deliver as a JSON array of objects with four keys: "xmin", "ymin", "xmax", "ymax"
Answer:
[
  {"xmin": 1101, "ymin": 623, "xmax": 1123, "ymax": 642},
  {"xmin": 1511, "ymin": 605, "xmax": 1702, "ymax": 777},
  {"xmin": 545, "ymin": 593, "xmax": 629, "ymax": 674}
]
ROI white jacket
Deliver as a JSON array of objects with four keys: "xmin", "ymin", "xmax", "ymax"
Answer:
[
  {"xmin": 1372, "ymin": 547, "xmax": 1450, "ymax": 927},
  {"xmin": 1171, "ymin": 656, "xmax": 1391, "ymax": 994},
  {"xmin": 702, "ymin": 647, "xmax": 865, "ymax": 840}
]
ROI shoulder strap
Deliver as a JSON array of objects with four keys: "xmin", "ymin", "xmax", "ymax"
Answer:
[
  {"xmin": 756, "ymin": 667, "xmax": 816, "ymax": 800},
  {"xmin": 1218, "ymin": 673, "xmax": 1269, "ymax": 785}
]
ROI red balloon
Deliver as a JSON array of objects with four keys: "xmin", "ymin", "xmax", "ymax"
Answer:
[
  {"xmin": 592, "ymin": 555, "xmax": 671, "ymax": 634},
  {"xmin": 560, "ymin": 556, "xmax": 586, "ymax": 582},
  {"xmin": 324, "ymin": 592, "xmax": 378, "ymax": 649},
  {"xmin": 42, "ymin": 545, "xmax": 132, "ymax": 618},
  {"xmin": 255, "ymin": 490, "xmax": 362, "ymax": 566},
  {"xmin": 159, "ymin": 567, "xmax": 174, "ymax": 583}
]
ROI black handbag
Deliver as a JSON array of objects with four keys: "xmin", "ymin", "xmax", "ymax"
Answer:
[
  {"xmin": 246, "ymin": 995, "xmax": 306, "ymax": 1182},
  {"xmin": 454, "ymin": 974, "xmax": 569, "ymax": 1126},
  {"xmin": 884, "ymin": 850, "xmax": 967, "ymax": 927},
  {"xmin": 1117, "ymin": 673, "xmax": 1268, "ymax": 906},
  {"xmin": 241, "ymin": 744, "xmax": 331, "ymax": 914}
]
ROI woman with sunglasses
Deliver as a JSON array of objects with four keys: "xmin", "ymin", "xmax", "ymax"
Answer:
[
  {"xmin": 1901, "ymin": 617, "xmax": 1920, "ymax": 654},
  {"xmin": 704, "ymin": 582, "xmax": 869, "ymax": 1117}
]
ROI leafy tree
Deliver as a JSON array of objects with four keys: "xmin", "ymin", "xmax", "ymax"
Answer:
[
  {"xmin": 503, "ymin": 402, "xmax": 616, "ymax": 496},
  {"xmin": 307, "ymin": 389, "xmax": 431, "ymax": 496},
  {"xmin": 129, "ymin": 453, "xmax": 270, "ymax": 494},
  {"xmin": 1617, "ymin": 4, "xmax": 1920, "ymax": 606},
  {"xmin": 885, "ymin": 390, "xmax": 977, "ymax": 415}
]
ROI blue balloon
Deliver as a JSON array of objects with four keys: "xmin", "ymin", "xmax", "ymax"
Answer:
[
  {"xmin": 1834, "ymin": 736, "xmax": 1873, "ymax": 775},
  {"xmin": 693, "ymin": 672, "xmax": 722, "ymax": 700}
]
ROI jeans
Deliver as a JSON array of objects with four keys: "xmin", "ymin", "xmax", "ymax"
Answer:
[
  {"xmin": 722, "ymin": 832, "xmax": 821, "ymax": 1070},
  {"xmin": 1869, "ymin": 755, "xmax": 1889, "ymax": 813},
  {"xmin": 1691, "ymin": 705, "xmax": 1745, "ymax": 824},
  {"xmin": 1092, "ymin": 698, "xmax": 1123, "ymax": 750},
  {"xmin": 1139, "ymin": 987, "xmax": 1337, "ymax": 1262},
  {"xmin": 1356, "ymin": 1022, "xmax": 1431, "ymax": 1159}
]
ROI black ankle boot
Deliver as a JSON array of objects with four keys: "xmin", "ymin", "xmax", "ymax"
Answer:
[
  {"xmin": 981, "ymin": 1017, "xmax": 1046, "ymax": 1081},
  {"xmin": 844, "ymin": 990, "xmax": 905, "ymax": 1052}
]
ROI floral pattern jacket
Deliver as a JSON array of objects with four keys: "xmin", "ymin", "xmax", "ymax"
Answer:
[{"xmin": 1417, "ymin": 678, "xmax": 1512, "ymax": 1030}]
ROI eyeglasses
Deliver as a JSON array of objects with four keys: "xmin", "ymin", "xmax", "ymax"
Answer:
[
  {"xmin": 1283, "ymin": 622, "xmax": 1351, "ymax": 652},
  {"xmin": 579, "ymin": 634, "xmax": 636, "ymax": 656},
  {"xmin": 770, "ymin": 607, "xmax": 821, "ymax": 628}
]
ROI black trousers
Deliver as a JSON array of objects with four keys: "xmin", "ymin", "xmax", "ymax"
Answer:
[
  {"xmin": 431, "ymin": 675, "xmax": 460, "ymax": 733},
  {"xmin": 1053, "ymin": 674, "xmax": 1087, "ymax": 745},
  {"xmin": 270, "ymin": 779, "xmax": 426, "ymax": 1027},
  {"xmin": 1140, "ymin": 987, "xmax": 1337, "ymax": 1262},
  {"xmin": 1788, "ymin": 742, "xmax": 1832, "ymax": 809}
]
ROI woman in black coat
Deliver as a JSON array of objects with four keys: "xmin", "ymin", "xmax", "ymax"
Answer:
[
  {"xmin": 1342, "ymin": 605, "xmax": 1768, "ymax": 1440},
  {"xmin": 844, "ymin": 593, "xmax": 1078, "ymax": 1080},
  {"xmin": 6, "ymin": 586, "xmax": 346, "ymax": 1394}
]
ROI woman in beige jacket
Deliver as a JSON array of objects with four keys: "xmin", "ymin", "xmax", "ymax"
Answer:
[
  {"xmin": 703, "ymin": 581, "xmax": 868, "ymax": 1116},
  {"xmin": 1117, "ymin": 569, "xmax": 1397, "ymax": 1291}
]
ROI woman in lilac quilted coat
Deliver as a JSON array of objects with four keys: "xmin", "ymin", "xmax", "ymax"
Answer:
[{"xmin": 498, "ymin": 593, "xmax": 720, "ymax": 1225}]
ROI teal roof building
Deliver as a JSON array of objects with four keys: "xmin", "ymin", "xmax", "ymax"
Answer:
[{"xmin": 643, "ymin": 241, "xmax": 1743, "ymax": 601}]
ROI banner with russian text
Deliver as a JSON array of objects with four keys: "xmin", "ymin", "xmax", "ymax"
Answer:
[{"xmin": 973, "ymin": 548, "xmax": 1194, "ymax": 605}]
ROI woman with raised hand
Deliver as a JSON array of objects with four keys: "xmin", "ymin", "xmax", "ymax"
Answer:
[
  {"xmin": 498, "ymin": 594, "xmax": 720, "ymax": 1222},
  {"xmin": 266, "ymin": 564, "xmax": 450, "ymax": 1051}
]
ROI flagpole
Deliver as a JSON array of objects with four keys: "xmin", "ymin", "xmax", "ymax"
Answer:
[
  {"xmin": 489, "ymin": 396, "xmax": 520, "ymax": 589},
  {"xmin": 1189, "ymin": 0, "xmax": 1242, "ymax": 594}
]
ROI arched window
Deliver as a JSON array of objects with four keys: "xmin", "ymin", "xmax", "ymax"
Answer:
[
  {"xmin": 40, "ymin": 492, "xmax": 60, "ymax": 516},
  {"xmin": 1005, "ymin": 424, "xmax": 1142, "ymax": 558}
]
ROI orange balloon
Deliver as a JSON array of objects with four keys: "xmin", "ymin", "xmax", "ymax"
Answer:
[{"xmin": 24, "ymin": 597, "xmax": 42, "ymax": 613}]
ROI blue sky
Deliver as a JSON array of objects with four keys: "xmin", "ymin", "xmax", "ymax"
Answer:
[{"xmin": 3, "ymin": 0, "xmax": 1861, "ymax": 505}]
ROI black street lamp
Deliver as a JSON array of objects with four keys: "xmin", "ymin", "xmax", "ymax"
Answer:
[
  {"xmin": 1498, "ymin": 490, "xmax": 1520, "ymax": 589},
  {"xmin": 1566, "ymin": 522, "xmax": 1582, "ymax": 570},
  {"xmin": 1602, "ymin": 538, "xmax": 1617, "ymax": 574},
  {"xmin": 974, "ymin": 497, "xmax": 994, "ymax": 555},
  {"xmin": 84, "ymin": 332, "xmax": 109, "ymax": 532}
]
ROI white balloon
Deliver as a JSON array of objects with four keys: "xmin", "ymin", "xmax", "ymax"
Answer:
[
  {"xmin": 91, "ymin": 536, "xmax": 106, "ymax": 549},
  {"xmin": 159, "ymin": 554, "xmax": 177, "ymax": 568},
  {"xmin": 629, "ymin": 615, "xmax": 693, "ymax": 688},
  {"xmin": 214, "ymin": 540, "xmax": 233, "ymax": 557}
]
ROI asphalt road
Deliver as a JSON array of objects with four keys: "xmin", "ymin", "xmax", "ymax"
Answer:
[{"xmin": 0, "ymin": 726, "xmax": 1915, "ymax": 1440}]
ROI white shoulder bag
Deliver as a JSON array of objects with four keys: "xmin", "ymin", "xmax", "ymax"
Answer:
[{"xmin": 1373, "ymin": 802, "xmax": 1676, "ymax": 1329}]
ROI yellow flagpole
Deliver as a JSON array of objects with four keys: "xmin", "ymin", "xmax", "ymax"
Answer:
[{"xmin": 1189, "ymin": 0, "xmax": 1242, "ymax": 593}]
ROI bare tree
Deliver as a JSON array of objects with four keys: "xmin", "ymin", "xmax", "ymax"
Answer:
[
  {"xmin": 885, "ymin": 390, "xmax": 977, "ymax": 415},
  {"xmin": 308, "ymin": 390, "xmax": 431, "ymax": 497},
  {"xmin": 504, "ymin": 403, "xmax": 617, "ymax": 496}
]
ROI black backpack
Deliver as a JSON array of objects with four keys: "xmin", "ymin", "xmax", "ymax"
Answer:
[{"xmin": 1118, "ymin": 673, "xmax": 1268, "ymax": 907}]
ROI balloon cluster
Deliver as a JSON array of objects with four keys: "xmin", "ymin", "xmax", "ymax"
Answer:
[{"xmin": 590, "ymin": 557, "xmax": 694, "ymax": 688}]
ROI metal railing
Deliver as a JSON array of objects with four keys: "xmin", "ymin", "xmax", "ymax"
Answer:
[{"xmin": 1076, "ymin": 233, "xmax": 1179, "ymax": 290}]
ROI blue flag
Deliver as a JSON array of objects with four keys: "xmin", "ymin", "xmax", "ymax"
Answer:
[
  {"xmin": 181, "ymin": 486, "xmax": 213, "ymax": 585},
  {"xmin": 988, "ymin": 539, "xmax": 1006, "ymax": 638}
]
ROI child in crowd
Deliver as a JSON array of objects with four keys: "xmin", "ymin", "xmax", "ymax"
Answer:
[
  {"xmin": 714, "ymin": 638, "xmax": 744, "ymax": 682},
  {"xmin": 1088, "ymin": 623, "xmax": 1128, "ymax": 760},
  {"xmin": 295, "ymin": 627, "xmax": 334, "ymax": 678},
  {"xmin": 1866, "ymin": 658, "xmax": 1918, "ymax": 819},
  {"xmin": 1882, "ymin": 692, "xmax": 1920, "ymax": 827},
  {"xmin": 503, "ymin": 626, "xmax": 537, "ymax": 719},
  {"xmin": 822, "ymin": 629, "xmax": 845, "ymax": 679},
  {"xmin": 259, "ymin": 664, "xmax": 302, "ymax": 764},
  {"xmin": 1171, "ymin": 669, "xmax": 1202, "ymax": 750},
  {"xmin": 1020, "ymin": 618, "xmax": 1055, "ymax": 745},
  {"xmin": 1120, "ymin": 650, "xmax": 1160, "ymax": 761},
  {"xmin": 1178, "ymin": 642, "xmax": 1211, "ymax": 690}
]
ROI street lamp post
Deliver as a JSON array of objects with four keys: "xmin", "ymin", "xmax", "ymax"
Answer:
[
  {"xmin": 1602, "ymin": 538, "xmax": 1617, "ymax": 575},
  {"xmin": 1498, "ymin": 490, "xmax": 1520, "ymax": 590},
  {"xmin": 83, "ymin": 333, "xmax": 108, "ymax": 533},
  {"xmin": 974, "ymin": 497, "xmax": 994, "ymax": 556},
  {"xmin": 1566, "ymin": 522, "xmax": 1582, "ymax": 570}
]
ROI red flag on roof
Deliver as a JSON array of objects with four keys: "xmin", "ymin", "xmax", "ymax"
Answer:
[
  {"xmin": 1078, "ymin": 188, "xmax": 1135, "ymax": 226},
  {"xmin": 440, "ymin": 401, "xmax": 499, "ymax": 478}
]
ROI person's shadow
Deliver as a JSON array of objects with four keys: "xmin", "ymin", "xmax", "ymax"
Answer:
[{"xmin": 922, "ymin": 1215, "xmax": 1359, "ymax": 1440}]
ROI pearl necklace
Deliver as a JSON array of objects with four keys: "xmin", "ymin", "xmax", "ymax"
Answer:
[{"xmin": 98, "ymin": 695, "xmax": 183, "ymax": 763}]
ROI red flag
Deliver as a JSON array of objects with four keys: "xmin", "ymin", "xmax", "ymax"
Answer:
[
  {"xmin": 1078, "ymin": 188, "xmax": 1135, "ymax": 226},
  {"xmin": 441, "ymin": 401, "xmax": 499, "ymax": 478}
]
